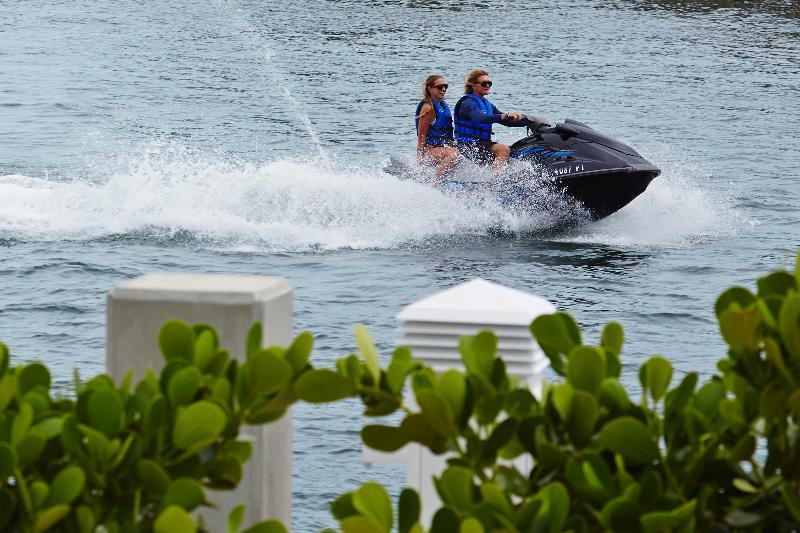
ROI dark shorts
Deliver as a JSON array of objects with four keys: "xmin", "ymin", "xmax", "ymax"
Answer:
[{"xmin": 458, "ymin": 141, "xmax": 497, "ymax": 165}]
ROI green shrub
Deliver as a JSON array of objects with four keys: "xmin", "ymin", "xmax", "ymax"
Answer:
[
  {"xmin": 322, "ymin": 254, "xmax": 800, "ymax": 532},
  {"xmin": 3, "ymin": 254, "xmax": 800, "ymax": 532},
  {"xmin": 0, "ymin": 320, "xmax": 314, "ymax": 532}
]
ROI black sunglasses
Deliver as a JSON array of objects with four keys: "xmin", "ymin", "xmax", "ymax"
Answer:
[
  {"xmin": 479, "ymin": 80, "xmax": 493, "ymax": 88},
  {"xmin": 434, "ymin": 83, "xmax": 448, "ymax": 90}
]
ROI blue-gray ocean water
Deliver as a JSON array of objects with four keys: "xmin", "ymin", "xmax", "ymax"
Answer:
[{"xmin": 2, "ymin": 0, "xmax": 799, "ymax": 529}]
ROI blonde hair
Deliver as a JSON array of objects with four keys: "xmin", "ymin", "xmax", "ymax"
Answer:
[
  {"xmin": 464, "ymin": 68, "xmax": 489, "ymax": 94},
  {"xmin": 417, "ymin": 74, "xmax": 445, "ymax": 119},
  {"xmin": 421, "ymin": 74, "xmax": 445, "ymax": 101}
]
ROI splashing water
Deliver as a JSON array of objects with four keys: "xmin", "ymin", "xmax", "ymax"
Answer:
[
  {"xmin": 0, "ymin": 141, "xmax": 748, "ymax": 251},
  {"xmin": 563, "ymin": 144, "xmax": 752, "ymax": 247}
]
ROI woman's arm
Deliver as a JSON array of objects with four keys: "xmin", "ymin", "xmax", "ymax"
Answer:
[
  {"xmin": 416, "ymin": 103, "xmax": 434, "ymax": 159},
  {"xmin": 461, "ymin": 98, "xmax": 503, "ymax": 124}
]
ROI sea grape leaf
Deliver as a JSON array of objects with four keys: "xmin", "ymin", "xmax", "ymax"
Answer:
[
  {"xmin": 158, "ymin": 320, "xmax": 195, "ymax": 361},
  {"xmin": 355, "ymin": 324, "xmax": 381, "ymax": 386},
  {"xmin": 599, "ymin": 417, "xmax": 659, "ymax": 465},
  {"xmin": 352, "ymin": 482, "xmax": 393, "ymax": 531}
]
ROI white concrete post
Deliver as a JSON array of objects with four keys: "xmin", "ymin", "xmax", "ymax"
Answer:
[
  {"xmin": 107, "ymin": 273, "xmax": 293, "ymax": 531},
  {"xmin": 364, "ymin": 279, "xmax": 555, "ymax": 526}
]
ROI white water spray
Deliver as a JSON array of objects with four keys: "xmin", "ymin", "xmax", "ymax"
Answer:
[{"xmin": 220, "ymin": 0, "xmax": 331, "ymax": 164}]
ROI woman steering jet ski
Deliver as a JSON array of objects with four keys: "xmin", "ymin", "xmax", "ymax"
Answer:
[
  {"xmin": 454, "ymin": 69, "xmax": 532, "ymax": 176},
  {"xmin": 415, "ymin": 75, "xmax": 459, "ymax": 181}
]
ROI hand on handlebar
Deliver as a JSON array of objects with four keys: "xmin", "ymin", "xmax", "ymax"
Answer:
[{"xmin": 504, "ymin": 111, "xmax": 523, "ymax": 121}]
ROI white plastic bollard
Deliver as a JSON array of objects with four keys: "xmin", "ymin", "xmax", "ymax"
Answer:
[
  {"xmin": 363, "ymin": 279, "xmax": 555, "ymax": 525},
  {"xmin": 107, "ymin": 273, "xmax": 293, "ymax": 531}
]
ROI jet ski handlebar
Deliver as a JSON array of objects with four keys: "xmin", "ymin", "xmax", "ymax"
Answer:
[{"xmin": 520, "ymin": 115, "xmax": 552, "ymax": 134}]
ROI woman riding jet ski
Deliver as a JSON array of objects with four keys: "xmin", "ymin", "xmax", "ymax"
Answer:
[
  {"xmin": 390, "ymin": 70, "xmax": 660, "ymax": 224},
  {"xmin": 453, "ymin": 69, "xmax": 531, "ymax": 176}
]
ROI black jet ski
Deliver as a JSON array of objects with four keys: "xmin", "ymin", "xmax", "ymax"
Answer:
[{"xmin": 385, "ymin": 117, "xmax": 660, "ymax": 223}]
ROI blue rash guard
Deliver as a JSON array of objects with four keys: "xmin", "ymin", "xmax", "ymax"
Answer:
[{"xmin": 454, "ymin": 94, "xmax": 504, "ymax": 144}]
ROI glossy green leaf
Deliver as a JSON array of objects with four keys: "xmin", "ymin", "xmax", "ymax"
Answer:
[
  {"xmin": 599, "ymin": 378, "xmax": 630, "ymax": 412},
  {"xmin": 295, "ymin": 369, "xmax": 355, "ymax": 403},
  {"xmin": 460, "ymin": 518, "xmax": 484, "ymax": 533},
  {"xmin": 665, "ymin": 372, "xmax": 698, "ymax": 416},
  {"xmin": 438, "ymin": 466, "xmax": 474, "ymax": 511},
  {"xmin": 693, "ymin": 379, "xmax": 725, "ymax": 418},
  {"xmin": 757, "ymin": 270, "xmax": 796, "ymax": 298},
  {"xmin": 534, "ymin": 482, "xmax": 569, "ymax": 533},
  {"xmin": 480, "ymin": 481, "xmax": 514, "ymax": 519},
  {"xmin": 640, "ymin": 356, "xmax": 672, "ymax": 403},
  {"xmin": 30, "ymin": 416, "xmax": 64, "ymax": 441},
  {"xmin": 31, "ymin": 481, "xmax": 48, "ymax": 508},
  {"xmin": 331, "ymin": 492, "xmax": 357, "ymax": 520},
  {"xmin": 599, "ymin": 417, "xmax": 659, "ymax": 465},
  {"xmin": 88, "ymin": 389, "xmax": 122, "ymax": 437},
  {"xmin": 759, "ymin": 386, "xmax": 785, "ymax": 422},
  {"xmin": 439, "ymin": 370, "xmax": 466, "ymax": 425},
  {"xmin": 248, "ymin": 350, "xmax": 292, "ymax": 399},
  {"xmin": 75, "ymin": 506, "xmax": 95, "ymax": 533},
  {"xmin": 460, "ymin": 331, "xmax": 497, "ymax": 379},
  {"xmin": 44, "ymin": 466, "xmax": 85, "ymax": 506},
  {"xmin": 601, "ymin": 322, "xmax": 624, "ymax": 357},
  {"xmin": 228, "ymin": 504, "xmax": 246, "ymax": 533},
  {"xmin": 0, "ymin": 375, "xmax": 15, "ymax": 413},
  {"xmin": 641, "ymin": 500, "xmax": 696, "ymax": 531},
  {"xmin": 138, "ymin": 459, "xmax": 171, "ymax": 495},
  {"xmin": 551, "ymin": 382, "xmax": 573, "ymax": 420},
  {"xmin": 172, "ymin": 401, "xmax": 226, "ymax": 451},
  {"xmin": 416, "ymin": 390, "xmax": 456, "ymax": 437},
  {"xmin": 18, "ymin": 363, "xmax": 50, "ymax": 396},
  {"xmin": 530, "ymin": 313, "xmax": 581, "ymax": 376},
  {"xmin": 340, "ymin": 516, "xmax": 384, "ymax": 533},
  {"xmin": 567, "ymin": 390, "xmax": 599, "ymax": 446},
  {"xmin": 247, "ymin": 322, "xmax": 263, "ymax": 359},
  {"xmin": 430, "ymin": 507, "xmax": 459, "ymax": 533},
  {"xmin": 155, "ymin": 505, "xmax": 196, "ymax": 533},
  {"xmin": 398, "ymin": 488, "xmax": 420, "ymax": 533},
  {"xmin": 0, "ymin": 343, "xmax": 8, "ymax": 376},
  {"xmin": 600, "ymin": 496, "xmax": 640, "ymax": 530},
  {"xmin": 387, "ymin": 346, "xmax": 414, "ymax": 393},
  {"xmin": 11, "ymin": 402, "xmax": 33, "ymax": 445},
  {"xmin": 285, "ymin": 331, "xmax": 314, "ymax": 375},
  {"xmin": 33, "ymin": 505, "xmax": 70, "ymax": 532},
  {"xmin": 193, "ymin": 330, "xmax": 217, "ymax": 371},
  {"xmin": 779, "ymin": 293, "xmax": 800, "ymax": 361},
  {"xmin": 161, "ymin": 478, "xmax": 205, "ymax": 511},
  {"xmin": 361, "ymin": 425, "xmax": 408, "ymax": 452},
  {"xmin": 567, "ymin": 346, "xmax": 605, "ymax": 395},
  {"xmin": 764, "ymin": 337, "xmax": 797, "ymax": 387},
  {"xmin": 240, "ymin": 521, "xmax": 287, "ymax": 533},
  {"xmin": 355, "ymin": 324, "xmax": 381, "ymax": 385},
  {"xmin": 0, "ymin": 443, "xmax": 16, "ymax": 479},
  {"xmin": 715, "ymin": 286, "xmax": 755, "ymax": 318},
  {"xmin": 353, "ymin": 482, "xmax": 393, "ymax": 530},
  {"xmin": 158, "ymin": 320, "xmax": 195, "ymax": 361},
  {"xmin": 719, "ymin": 306, "xmax": 761, "ymax": 352}
]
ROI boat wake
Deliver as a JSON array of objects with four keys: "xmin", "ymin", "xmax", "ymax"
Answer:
[{"xmin": 0, "ymin": 142, "xmax": 747, "ymax": 252}]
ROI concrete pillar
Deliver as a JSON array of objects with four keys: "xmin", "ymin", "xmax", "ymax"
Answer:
[{"xmin": 107, "ymin": 273, "xmax": 293, "ymax": 530}]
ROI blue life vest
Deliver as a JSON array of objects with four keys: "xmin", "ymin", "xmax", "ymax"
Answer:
[
  {"xmin": 415, "ymin": 99, "xmax": 453, "ymax": 146},
  {"xmin": 454, "ymin": 94, "xmax": 494, "ymax": 143}
]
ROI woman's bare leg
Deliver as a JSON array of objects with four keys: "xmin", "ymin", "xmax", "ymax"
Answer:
[
  {"xmin": 491, "ymin": 143, "xmax": 511, "ymax": 176},
  {"xmin": 425, "ymin": 146, "xmax": 460, "ymax": 180}
]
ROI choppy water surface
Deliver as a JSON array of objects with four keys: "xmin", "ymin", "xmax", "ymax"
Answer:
[{"xmin": 1, "ymin": 0, "xmax": 799, "ymax": 529}]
